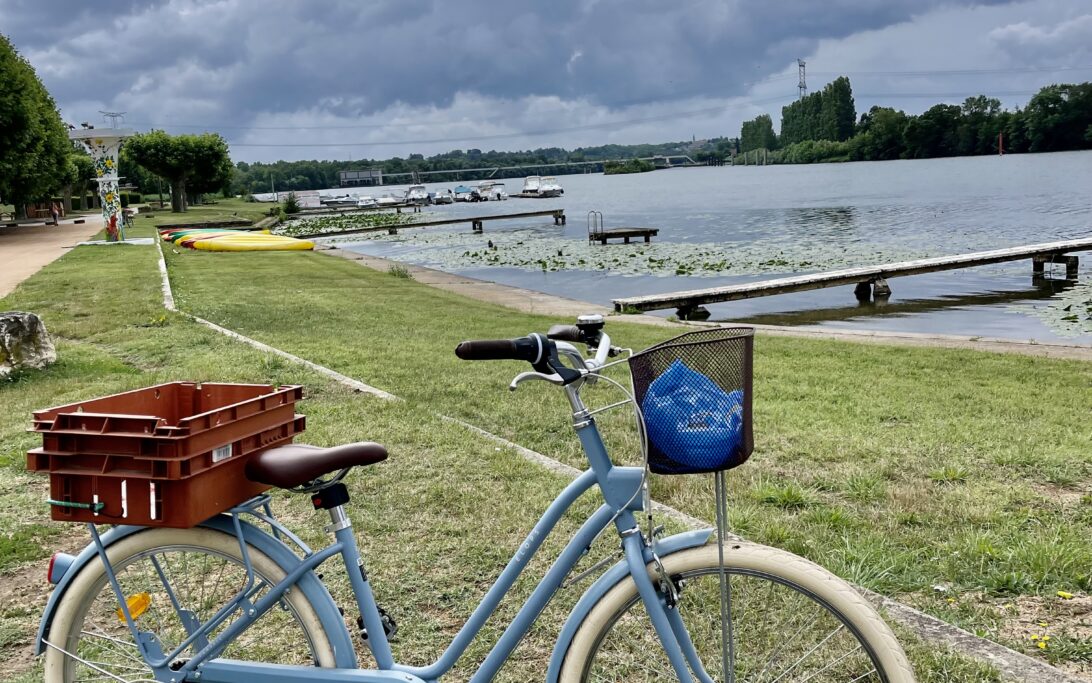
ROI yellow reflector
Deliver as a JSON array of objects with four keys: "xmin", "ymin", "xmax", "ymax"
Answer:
[{"xmin": 116, "ymin": 593, "xmax": 152, "ymax": 622}]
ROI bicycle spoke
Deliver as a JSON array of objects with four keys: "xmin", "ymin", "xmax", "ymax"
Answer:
[{"xmin": 765, "ymin": 624, "xmax": 844, "ymax": 683}]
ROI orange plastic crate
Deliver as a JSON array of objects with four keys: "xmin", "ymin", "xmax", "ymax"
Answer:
[{"xmin": 27, "ymin": 382, "xmax": 305, "ymax": 528}]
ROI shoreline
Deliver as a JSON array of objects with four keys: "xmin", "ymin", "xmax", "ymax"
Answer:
[{"xmin": 322, "ymin": 245, "xmax": 1092, "ymax": 361}]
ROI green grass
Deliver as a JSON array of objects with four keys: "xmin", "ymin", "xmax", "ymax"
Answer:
[
  {"xmin": 134, "ymin": 196, "xmax": 270, "ymax": 228},
  {"xmin": 156, "ymin": 244, "xmax": 1090, "ymax": 672},
  {"xmin": 0, "ymin": 224, "xmax": 1086, "ymax": 678}
]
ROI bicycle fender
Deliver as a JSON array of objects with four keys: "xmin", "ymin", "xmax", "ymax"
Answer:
[
  {"xmin": 34, "ymin": 516, "xmax": 357, "ymax": 669},
  {"xmin": 545, "ymin": 528, "xmax": 713, "ymax": 683}
]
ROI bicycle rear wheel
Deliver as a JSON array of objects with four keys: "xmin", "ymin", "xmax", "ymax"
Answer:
[
  {"xmin": 43, "ymin": 527, "xmax": 335, "ymax": 681},
  {"xmin": 561, "ymin": 542, "xmax": 915, "ymax": 682}
]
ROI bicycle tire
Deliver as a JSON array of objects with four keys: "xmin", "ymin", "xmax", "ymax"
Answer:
[
  {"xmin": 560, "ymin": 542, "xmax": 915, "ymax": 682},
  {"xmin": 43, "ymin": 526, "xmax": 336, "ymax": 681}
]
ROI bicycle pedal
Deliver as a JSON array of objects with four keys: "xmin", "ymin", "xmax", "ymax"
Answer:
[{"xmin": 357, "ymin": 606, "xmax": 397, "ymax": 641}]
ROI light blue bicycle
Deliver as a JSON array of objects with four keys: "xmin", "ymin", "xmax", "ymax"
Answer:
[{"xmin": 36, "ymin": 317, "xmax": 914, "ymax": 682}]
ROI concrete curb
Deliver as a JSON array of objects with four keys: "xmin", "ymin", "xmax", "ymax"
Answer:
[{"xmin": 155, "ymin": 241, "xmax": 1080, "ymax": 682}]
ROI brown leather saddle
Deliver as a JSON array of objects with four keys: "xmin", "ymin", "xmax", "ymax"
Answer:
[{"xmin": 246, "ymin": 442, "xmax": 388, "ymax": 489}]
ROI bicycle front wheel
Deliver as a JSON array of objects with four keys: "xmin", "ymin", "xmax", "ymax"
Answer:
[
  {"xmin": 43, "ymin": 526, "xmax": 336, "ymax": 681},
  {"xmin": 561, "ymin": 542, "xmax": 915, "ymax": 682}
]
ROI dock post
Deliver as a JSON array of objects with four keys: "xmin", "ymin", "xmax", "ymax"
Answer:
[
  {"xmin": 676, "ymin": 305, "xmax": 711, "ymax": 321},
  {"xmin": 472, "ymin": 220, "xmax": 483, "ymax": 233},
  {"xmin": 872, "ymin": 278, "xmax": 891, "ymax": 298},
  {"xmin": 388, "ymin": 228, "xmax": 398, "ymax": 235},
  {"xmin": 854, "ymin": 281, "xmax": 872, "ymax": 301},
  {"xmin": 1033, "ymin": 254, "xmax": 1079, "ymax": 279}
]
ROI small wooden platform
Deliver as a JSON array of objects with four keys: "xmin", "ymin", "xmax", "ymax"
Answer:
[
  {"xmin": 303, "ymin": 209, "xmax": 566, "ymax": 239},
  {"xmin": 292, "ymin": 203, "xmax": 423, "ymax": 217},
  {"xmin": 613, "ymin": 237, "xmax": 1092, "ymax": 316},
  {"xmin": 590, "ymin": 228, "xmax": 658, "ymax": 244}
]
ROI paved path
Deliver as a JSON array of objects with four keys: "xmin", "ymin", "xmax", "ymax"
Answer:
[
  {"xmin": 0, "ymin": 215, "xmax": 103, "ymax": 299},
  {"xmin": 323, "ymin": 246, "xmax": 1092, "ymax": 361}
]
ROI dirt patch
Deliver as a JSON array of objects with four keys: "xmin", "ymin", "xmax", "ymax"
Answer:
[
  {"xmin": 0, "ymin": 562, "xmax": 53, "ymax": 678},
  {"xmin": 910, "ymin": 590, "xmax": 1092, "ymax": 680},
  {"xmin": 1030, "ymin": 482, "xmax": 1090, "ymax": 507}
]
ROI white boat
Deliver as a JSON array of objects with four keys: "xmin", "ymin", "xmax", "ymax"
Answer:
[
  {"xmin": 375, "ymin": 192, "xmax": 402, "ymax": 207},
  {"xmin": 477, "ymin": 181, "xmax": 508, "ymax": 201},
  {"xmin": 406, "ymin": 185, "xmax": 429, "ymax": 205},
  {"xmin": 319, "ymin": 194, "xmax": 358, "ymax": 208},
  {"xmin": 355, "ymin": 196, "xmax": 378, "ymax": 208},
  {"xmin": 453, "ymin": 185, "xmax": 474, "ymax": 202},
  {"xmin": 432, "ymin": 189, "xmax": 454, "ymax": 204},
  {"xmin": 521, "ymin": 176, "xmax": 541, "ymax": 194},
  {"xmin": 539, "ymin": 176, "xmax": 563, "ymax": 197}
]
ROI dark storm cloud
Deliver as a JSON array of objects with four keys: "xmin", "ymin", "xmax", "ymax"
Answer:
[{"xmin": 4, "ymin": 0, "xmax": 1018, "ymax": 123}]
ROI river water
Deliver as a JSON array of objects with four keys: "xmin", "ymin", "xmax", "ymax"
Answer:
[{"xmin": 333, "ymin": 150, "xmax": 1092, "ymax": 342}]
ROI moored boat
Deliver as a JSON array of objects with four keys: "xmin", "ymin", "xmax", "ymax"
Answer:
[
  {"xmin": 539, "ymin": 176, "xmax": 563, "ymax": 197},
  {"xmin": 453, "ymin": 185, "xmax": 474, "ymax": 202},
  {"xmin": 406, "ymin": 185, "xmax": 429, "ymax": 205},
  {"xmin": 433, "ymin": 189, "xmax": 455, "ymax": 204}
]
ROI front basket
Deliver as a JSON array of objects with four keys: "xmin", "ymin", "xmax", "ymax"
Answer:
[{"xmin": 628, "ymin": 327, "xmax": 754, "ymax": 475}]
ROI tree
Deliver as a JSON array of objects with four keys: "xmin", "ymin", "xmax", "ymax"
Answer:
[
  {"xmin": 62, "ymin": 149, "xmax": 96, "ymax": 212},
  {"xmin": 125, "ymin": 131, "xmax": 233, "ymax": 212},
  {"xmin": 902, "ymin": 104, "xmax": 963, "ymax": 158},
  {"xmin": 740, "ymin": 114, "xmax": 777, "ymax": 152},
  {"xmin": 851, "ymin": 107, "xmax": 907, "ymax": 160},
  {"xmin": 818, "ymin": 77, "xmax": 856, "ymax": 141},
  {"xmin": 1023, "ymin": 83, "xmax": 1092, "ymax": 152},
  {"xmin": 0, "ymin": 34, "xmax": 71, "ymax": 217}
]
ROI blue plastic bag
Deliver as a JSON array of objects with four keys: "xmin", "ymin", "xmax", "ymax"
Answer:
[{"xmin": 641, "ymin": 359, "xmax": 744, "ymax": 472}]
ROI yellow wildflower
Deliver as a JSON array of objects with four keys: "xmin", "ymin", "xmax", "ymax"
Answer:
[{"xmin": 1037, "ymin": 641, "xmax": 1047, "ymax": 650}]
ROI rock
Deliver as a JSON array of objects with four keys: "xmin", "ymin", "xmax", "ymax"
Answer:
[{"xmin": 0, "ymin": 312, "xmax": 57, "ymax": 376}]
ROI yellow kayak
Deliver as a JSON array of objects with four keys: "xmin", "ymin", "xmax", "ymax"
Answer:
[{"xmin": 189, "ymin": 235, "xmax": 314, "ymax": 251}]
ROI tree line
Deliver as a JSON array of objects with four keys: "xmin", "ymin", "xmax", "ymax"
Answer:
[
  {"xmin": 739, "ymin": 77, "xmax": 1092, "ymax": 163},
  {"xmin": 230, "ymin": 138, "xmax": 734, "ymax": 195}
]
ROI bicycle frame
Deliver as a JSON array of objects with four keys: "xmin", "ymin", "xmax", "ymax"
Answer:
[{"xmin": 57, "ymin": 363, "xmax": 713, "ymax": 682}]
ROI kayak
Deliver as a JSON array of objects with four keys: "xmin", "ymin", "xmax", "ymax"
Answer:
[
  {"xmin": 188, "ymin": 235, "xmax": 314, "ymax": 251},
  {"xmin": 175, "ymin": 231, "xmax": 242, "ymax": 246}
]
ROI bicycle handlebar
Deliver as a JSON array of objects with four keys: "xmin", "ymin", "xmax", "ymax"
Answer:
[{"xmin": 454, "ymin": 334, "xmax": 546, "ymax": 364}]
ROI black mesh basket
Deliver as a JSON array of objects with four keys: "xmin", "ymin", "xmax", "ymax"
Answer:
[{"xmin": 628, "ymin": 327, "xmax": 754, "ymax": 475}]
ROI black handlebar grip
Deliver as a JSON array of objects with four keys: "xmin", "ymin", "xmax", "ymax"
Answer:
[
  {"xmin": 455, "ymin": 335, "xmax": 545, "ymax": 364},
  {"xmin": 455, "ymin": 339, "xmax": 518, "ymax": 361},
  {"xmin": 546, "ymin": 324, "xmax": 584, "ymax": 343}
]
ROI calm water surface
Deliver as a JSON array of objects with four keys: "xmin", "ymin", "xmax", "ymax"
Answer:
[{"xmin": 336, "ymin": 151, "xmax": 1092, "ymax": 342}]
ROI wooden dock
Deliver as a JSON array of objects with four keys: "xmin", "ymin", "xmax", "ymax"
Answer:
[
  {"xmin": 290, "ymin": 203, "xmax": 422, "ymax": 218},
  {"xmin": 613, "ymin": 237, "xmax": 1092, "ymax": 317},
  {"xmin": 586, "ymin": 211, "xmax": 658, "ymax": 245},
  {"xmin": 590, "ymin": 228, "xmax": 659, "ymax": 244},
  {"xmin": 304, "ymin": 209, "xmax": 566, "ymax": 239}
]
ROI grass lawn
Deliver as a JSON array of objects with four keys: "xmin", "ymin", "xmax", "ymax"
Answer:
[
  {"xmin": 0, "ymin": 223, "xmax": 1087, "ymax": 680},
  {"xmin": 133, "ymin": 196, "xmax": 271, "ymax": 228}
]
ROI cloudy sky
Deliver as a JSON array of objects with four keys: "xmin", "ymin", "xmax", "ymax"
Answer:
[{"xmin": 3, "ymin": 0, "xmax": 1090, "ymax": 162}]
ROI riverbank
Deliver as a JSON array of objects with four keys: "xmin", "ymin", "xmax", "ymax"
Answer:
[{"xmin": 1, "ymin": 225, "xmax": 1089, "ymax": 679}]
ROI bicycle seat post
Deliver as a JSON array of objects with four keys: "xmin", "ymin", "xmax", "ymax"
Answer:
[
  {"xmin": 309, "ymin": 480, "xmax": 397, "ymax": 668},
  {"xmin": 310, "ymin": 481, "xmax": 352, "ymax": 533}
]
